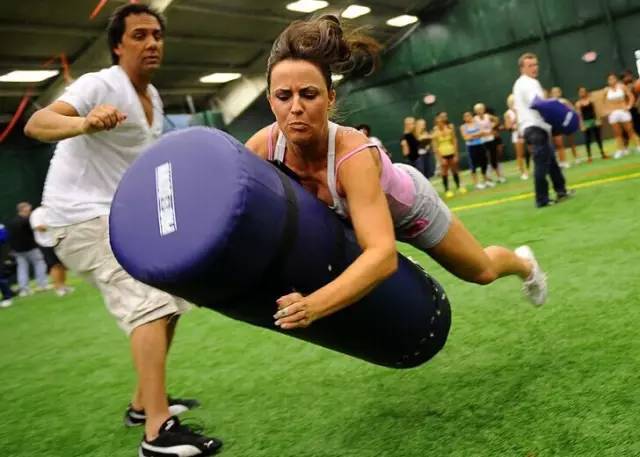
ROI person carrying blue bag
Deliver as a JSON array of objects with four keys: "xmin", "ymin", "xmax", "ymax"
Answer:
[{"xmin": 513, "ymin": 52, "xmax": 575, "ymax": 208}]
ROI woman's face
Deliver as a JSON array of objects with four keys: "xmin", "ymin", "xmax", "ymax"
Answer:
[
  {"xmin": 607, "ymin": 74, "xmax": 618, "ymax": 87},
  {"xmin": 551, "ymin": 87, "xmax": 562, "ymax": 98},
  {"xmin": 474, "ymin": 104, "xmax": 485, "ymax": 115},
  {"xmin": 404, "ymin": 117, "xmax": 416, "ymax": 132},
  {"xmin": 268, "ymin": 59, "xmax": 335, "ymax": 145},
  {"xmin": 578, "ymin": 87, "xmax": 588, "ymax": 98},
  {"xmin": 463, "ymin": 112, "xmax": 473, "ymax": 123},
  {"xmin": 415, "ymin": 119, "xmax": 426, "ymax": 133}
]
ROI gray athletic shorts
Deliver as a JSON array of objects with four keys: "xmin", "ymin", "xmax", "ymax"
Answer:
[{"xmin": 393, "ymin": 164, "xmax": 453, "ymax": 250}]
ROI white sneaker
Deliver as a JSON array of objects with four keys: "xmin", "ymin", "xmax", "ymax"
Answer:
[
  {"xmin": 497, "ymin": 176, "xmax": 507, "ymax": 183},
  {"xmin": 613, "ymin": 150, "xmax": 624, "ymax": 159},
  {"xmin": 0, "ymin": 299, "xmax": 12, "ymax": 308},
  {"xmin": 520, "ymin": 173, "xmax": 529, "ymax": 180},
  {"xmin": 484, "ymin": 180, "xmax": 496, "ymax": 188},
  {"xmin": 514, "ymin": 245, "xmax": 547, "ymax": 306},
  {"xmin": 559, "ymin": 161, "xmax": 570, "ymax": 169},
  {"xmin": 55, "ymin": 286, "xmax": 75, "ymax": 297},
  {"xmin": 18, "ymin": 289, "xmax": 31, "ymax": 297},
  {"xmin": 475, "ymin": 182, "xmax": 486, "ymax": 190}
]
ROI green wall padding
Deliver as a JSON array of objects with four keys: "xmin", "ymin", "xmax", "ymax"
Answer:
[{"xmin": 228, "ymin": 0, "xmax": 640, "ymax": 161}]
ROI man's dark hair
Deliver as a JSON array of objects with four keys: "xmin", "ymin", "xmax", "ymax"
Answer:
[
  {"xmin": 107, "ymin": 3, "xmax": 166, "ymax": 64},
  {"xmin": 355, "ymin": 123, "xmax": 371, "ymax": 135}
]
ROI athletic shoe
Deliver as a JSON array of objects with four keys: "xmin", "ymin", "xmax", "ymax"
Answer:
[
  {"xmin": 125, "ymin": 397, "xmax": 201, "ymax": 427},
  {"xmin": 18, "ymin": 289, "xmax": 31, "ymax": 297},
  {"xmin": 55, "ymin": 286, "xmax": 75, "ymax": 297},
  {"xmin": 139, "ymin": 416, "xmax": 222, "ymax": 457},
  {"xmin": 0, "ymin": 299, "xmax": 12, "ymax": 308},
  {"xmin": 559, "ymin": 161, "xmax": 570, "ymax": 168},
  {"xmin": 556, "ymin": 189, "xmax": 576, "ymax": 202},
  {"xmin": 497, "ymin": 176, "xmax": 507, "ymax": 183},
  {"xmin": 514, "ymin": 245, "xmax": 547, "ymax": 306},
  {"xmin": 445, "ymin": 190, "xmax": 455, "ymax": 198},
  {"xmin": 613, "ymin": 150, "xmax": 624, "ymax": 159},
  {"xmin": 458, "ymin": 187, "xmax": 468, "ymax": 195},
  {"xmin": 475, "ymin": 183, "xmax": 486, "ymax": 190},
  {"xmin": 484, "ymin": 180, "xmax": 496, "ymax": 188},
  {"xmin": 536, "ymin": 199, "xmax": 556, "ymax": 208},
  {"xmin": 520, "ymin": 173, "xmax": 529, "ymax": 180}
]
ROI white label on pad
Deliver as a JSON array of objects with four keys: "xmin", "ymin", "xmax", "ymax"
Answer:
[{"xmin": 155, "ymin": 162, "xmax": 177, "ymax": 236}]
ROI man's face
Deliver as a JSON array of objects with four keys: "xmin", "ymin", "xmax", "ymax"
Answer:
[
  {"xmin": 522, "ymin": 58, "xmax": 539, "ymax": 78},
  {"xmin": 18, "ymin": 204, "xmax": 31, "ymax": 217},
  {"xmin": 113, "ymin": 13, "xmax": 164, "ymax": 74}
]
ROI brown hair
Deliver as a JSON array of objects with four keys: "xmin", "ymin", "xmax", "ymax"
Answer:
[{"xmin": 266, "ymin": 15, "xmax": 381, "ymax": 92}]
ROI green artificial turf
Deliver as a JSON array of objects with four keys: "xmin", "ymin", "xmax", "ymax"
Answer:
[{"xmin": 1, "ymin": 150, "xmax": 639, "ymax": 457}]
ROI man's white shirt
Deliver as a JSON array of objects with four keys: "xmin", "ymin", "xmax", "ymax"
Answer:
[
  {"xmin": 42, "ymin": 65, "xmax": 163, "ymax": 227},
  {"xmin": 512, "ymin": 74, "xmax": 551, "ymax": 135}
]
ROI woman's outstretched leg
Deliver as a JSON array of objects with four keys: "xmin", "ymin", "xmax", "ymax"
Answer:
[{"xmin": 424, "ymin": 215, "xmax": 547, "ymax": 305}]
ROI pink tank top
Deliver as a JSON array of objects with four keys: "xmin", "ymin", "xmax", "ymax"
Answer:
[{"xmin": 268, "ymin": 122, "xmax": 416, "ymax": 222}]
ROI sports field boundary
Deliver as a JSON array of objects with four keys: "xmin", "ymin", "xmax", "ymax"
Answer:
[{"xmin": 451, "ymin": 170, "xmax": 640, "ymax": 213}]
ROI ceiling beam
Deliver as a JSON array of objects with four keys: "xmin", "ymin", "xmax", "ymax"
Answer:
[
  {"xmin": 0, "ymin": 21, "xmax": 269, "ymax": 49},
  {"xmin": 156, "ymin": 87, "xmax": 218, "ymax": 96},
  {"xmin": 0, "ymin": 88, "xmax": 43, "ymax": 97},
  {"xmin": 168, "ymin": 34, "xmax": 270, "ymax": 49},
  {"xmin": 0, "ymin": 21, "xmax": 97, "ymax": 38},
  {"xmin": 171, "ymin": 4, "xmax": 290, "ymax": 24}
]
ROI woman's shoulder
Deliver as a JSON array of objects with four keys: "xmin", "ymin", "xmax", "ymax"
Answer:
[
  {"xmin": 245, "ymin": 123, "xmax": 277, "ymax": 159},
  {"xmin": 336, "ymin": 125, "xmax": 372, "ymax": 152}
]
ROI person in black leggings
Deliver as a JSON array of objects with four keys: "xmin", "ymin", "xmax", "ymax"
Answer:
[{"xmin": 575, "ymin": 87, "xmax": 607, "ymax": 161}]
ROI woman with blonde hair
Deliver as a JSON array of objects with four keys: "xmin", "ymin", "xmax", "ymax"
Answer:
[
  {"xmin": 473, "ymin": 103, "xmax": 504, "ymax": 183},
  {"xmin": 504, "ymin": 94, "xmax": 529, "ymax": 179},
  {"xmin": 414, "ymin": 118, "xmax": 435, "ymax": 178},
  {"xmin": 550, "ymin": 87, "xmax": 580, "ymax": 166},
  {"xmin": 603, "ymin": 72, "xmax": 640, "ymax": 158},
  {"xmin": 432, "ymin": 112, "xmax": 465, "ymax": 198}
]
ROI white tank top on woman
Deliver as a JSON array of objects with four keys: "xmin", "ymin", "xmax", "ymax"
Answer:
[{"xmin": 268, "ymin": 121, "xmax": 417, "ymax": 222}]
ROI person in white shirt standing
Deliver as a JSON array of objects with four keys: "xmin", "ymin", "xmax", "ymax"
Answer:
[
  {"xmin": 512, "ymin": 53, "xmax": 571, "ymax": 208},
  {"xmin": 24, "ymin": 4, "xmax": 221, "ymax": 456}
]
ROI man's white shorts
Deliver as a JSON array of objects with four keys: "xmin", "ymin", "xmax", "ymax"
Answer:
[{"xmin": 51, "ymin": 216, "xmax": 191, "ymax": 334}]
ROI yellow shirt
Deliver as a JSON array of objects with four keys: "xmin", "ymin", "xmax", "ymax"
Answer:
[{"xmin": 433, "ymin": 126, "xmax": 456, "ymax": 156}]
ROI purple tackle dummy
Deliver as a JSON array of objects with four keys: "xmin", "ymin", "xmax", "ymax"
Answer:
[
  {"xmin": 531, "ymin": 97, "xmax": 580, "ymax": 134},
  {"xmin": 109, "ymin": 127, "xmax": 451, "ymax": 368}
]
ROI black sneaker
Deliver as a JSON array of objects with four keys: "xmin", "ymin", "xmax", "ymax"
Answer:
[
  {"xmin": 536, "ymin": 200, "xmax": 556, "ymax": 208},
  {"xmin": 556, "ymin": 188, "xmax": 576, "ymax": 202},
  {"xmin": 125, "ymin": 397, "xmax": 201, "ymax": 427},
  {"xmin": 139, "ymin": 416, "xmax": 222, "ymax": 457}
]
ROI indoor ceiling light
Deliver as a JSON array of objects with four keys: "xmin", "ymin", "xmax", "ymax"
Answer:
[
  {"xmin": 341, "ymin": 5, "xmax": 371, "ymax": 19},
  {"xmin": 0, "ymin": 70, "xmax": 59, "ymax": 82},
  {"xmin": 386, "ymin": 14, "xmax": 419, "ymax": 27},
  {"xmin": 199, "ymin": 73, "xmax": 242, "ymax": 84},
  {"xmin": 331, "ymin": 74, "xmax": 344, "ymax": 82},
  {"xmin": 286, "ymin": 0, "xmax": 329, "ymax": 13}
]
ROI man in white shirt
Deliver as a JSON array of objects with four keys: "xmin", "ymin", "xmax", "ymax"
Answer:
[
  {"xmin": 24, "ymin": 4, "xmax": 221, "ymax": 456},
  {"xmin": 513, "ymin": 53, "xmax": 570, "ymax": 207}
]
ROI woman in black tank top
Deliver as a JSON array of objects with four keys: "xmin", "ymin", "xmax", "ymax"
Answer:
[
  {"xmin": 575, "ymin": 87, "xmax": 606, "ymax": 161},
  {"xmin": 400, "ymin": 117, "xmax": 420, "ymax": 166}
]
